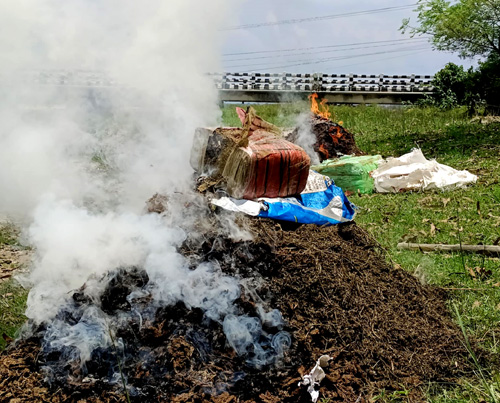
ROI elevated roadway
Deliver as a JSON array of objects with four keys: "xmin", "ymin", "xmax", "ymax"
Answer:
[{"xmin": 214, "ymin": 72, "xmax": 434, "ymax": 105}]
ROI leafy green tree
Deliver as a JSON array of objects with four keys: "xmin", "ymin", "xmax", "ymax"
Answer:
[
  {"xmin": 403, "ymin": 0, "xmax": 500, "ymax": 112},
  {"xmin": 475, "ymin": 53, "xmax": 500, "ymax": 110},
  {"xmin": 433, "ymin": 62, "xmax": 468, "ymax": 106},
  {"xmin": 401, "ymin": 0, "xmax": 500, "ymax": 58},
  {"xmin": 413, "ymin": 62, "xmax": 474, "ymax": 109}
]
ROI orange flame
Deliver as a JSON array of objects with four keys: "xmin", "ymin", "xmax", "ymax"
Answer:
[
  {"xmin": 328, "ymin": 125, "xmax": 344, "ymax": 144},
  {"xmin": 318, "ymin": 144, "xmax": 329, "ymax": 159},
  {"xmin": 308, "ymin": 93, "xmax": 331, "ymax": 120}
]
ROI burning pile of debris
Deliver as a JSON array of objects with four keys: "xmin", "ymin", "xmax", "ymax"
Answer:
[
  {"xmin": 190, "ymin": 103, "xmax": 363, "ymax": 227},
  {"xmin": 308, "ymin": 93, "xmax": 363, "ymax": 161},
  {"xmin": 0, "ymin": 102, "xmax": 480, "ymax": 403},
  {"xmin": 193, "ymin": 101, "xmax": 362, "ymax": 198},
  {"xmin": 0, "ymin": 213, "xmax": 476, "ymax": 402}
]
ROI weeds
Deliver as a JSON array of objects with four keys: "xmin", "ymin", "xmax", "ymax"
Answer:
[
  {"xmin": 0, "ymin": 224, "xmax": 19, "ymax": 246},
  {"xmin": 453, "ymin": 303, "xmax": 499, "ymax": 403},
  {"xmin": 0, "ymin": 280, "xmax": 28, "ymax": 350},
  {"xmin": 372, "ymin": 387, "xmax": 410, "ymax": 402}
]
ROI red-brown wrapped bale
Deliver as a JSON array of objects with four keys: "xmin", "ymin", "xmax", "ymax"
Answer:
[{"xmin": 223, "ymin": 130, "xmax": 310, "ymax": 199}]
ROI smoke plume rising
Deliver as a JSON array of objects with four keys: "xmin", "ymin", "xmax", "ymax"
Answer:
[
  {"xmin": 0, "ymin": 0, "xmax": 228, "ymax": 215},
  {"xmin": 0, "ymin": 0, "xmax": 291, "ymax": 378}
]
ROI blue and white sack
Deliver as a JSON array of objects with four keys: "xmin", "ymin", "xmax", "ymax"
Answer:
[{"xmin": 212, "ymin": 171, "xmax": 356, "ymax": 226}]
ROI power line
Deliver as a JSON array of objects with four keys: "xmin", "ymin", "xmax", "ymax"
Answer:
[
  {"xmin": 221, "ymin": 4, "xmax": 417, "ymax": 31},
  {"xmin": 236, "ymin": 48, "xmax": 431, "ymax": 73},
  {"xmin": 225, "ymin": 45, "xmax": 430, "ymax": 71},
  {"xmin": 331, "ymin": 49, "xmax": 431, "ymax": 71},
  {"xmin": 224, "ymin": 45, "xmax": 429, "ymax": 69},
  {"xmin": 222, "ymin": 37, "xmax": 431, "ymax": 57},
  {"xmin": 222, "ymin": 38, "xmax": 429, "ymax": 62}
]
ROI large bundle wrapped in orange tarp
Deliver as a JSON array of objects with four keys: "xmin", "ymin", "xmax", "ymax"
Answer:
[
  {"xmin": 221, "ymin": 107, "xmax": 309, "ymax": 199},
  {"xmin": 191, "ymin": 107, "xmax": 310, "ymax": 199},
  {"xmin": 223, "ymin": 129, "xmax": 310, "ymax": 199}
]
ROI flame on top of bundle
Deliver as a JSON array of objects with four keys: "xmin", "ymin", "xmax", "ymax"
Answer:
[{"xmin": 308, "ymin": 93, "xmax": 331, "ymax": 120}]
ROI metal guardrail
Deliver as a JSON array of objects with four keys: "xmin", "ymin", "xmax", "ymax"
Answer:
[
  {"xmin": 212, "ymin": 72, "xmax": 434, "ymax": 93},
  {"xmin": 14, "ymin": 70, "xmax": 434, "ymax": 93}
]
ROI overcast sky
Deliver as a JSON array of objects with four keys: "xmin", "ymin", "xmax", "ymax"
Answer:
[{"xmin": 220, "ymin": 0, "xmax": 477, "ymax": 75}]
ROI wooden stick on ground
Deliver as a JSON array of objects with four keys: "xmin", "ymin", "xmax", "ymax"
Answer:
[{"xmin": 397, "ymin": 242, "xmax": 500, "ymax": 256}]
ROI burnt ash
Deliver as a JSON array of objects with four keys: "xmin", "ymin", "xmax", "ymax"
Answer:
[{"xmin": 0, "ymin": 215, "xmax": 481, "ymax": 403}]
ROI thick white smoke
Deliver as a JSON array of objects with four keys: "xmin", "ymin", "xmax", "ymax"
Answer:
[
  {"xmin": 0, "ymin": 0, "xmax": 230, "ymax": 304},
  {"xmin": 295, "ymin": 113, "xmax": 320, "ymax": 165},
  {"xmin": 0, "ymin": 0, "xmax": 228, "ymax": 215},
  {"xmin": 0, "ymin": 0, "xmax": 291, "ymax": 370}
]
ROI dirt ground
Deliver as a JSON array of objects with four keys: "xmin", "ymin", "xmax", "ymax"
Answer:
[
  {"xmin": 0, "ymin": 210, "xmax": 481, "ymax": 403},
  {"xmin": 0, "ymin": 245, "xmax": 30, "ymax": 283},
  {"xmin": 0, "ymin": 223, "xmax": 31, "ymax": 283}
]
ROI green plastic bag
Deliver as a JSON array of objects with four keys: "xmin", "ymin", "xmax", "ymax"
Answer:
[{"xmin": 311, "ymin": 155, "xmax": 382, "ymax": 194}]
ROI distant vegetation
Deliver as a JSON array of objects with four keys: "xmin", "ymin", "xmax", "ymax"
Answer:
[
  {"xmin": 413, "ymin": 58, "xmax": 500, "ymax": 112},
  {"xmin": 401, "ymin": 0, "xmax": 500, "ymax": 112}
]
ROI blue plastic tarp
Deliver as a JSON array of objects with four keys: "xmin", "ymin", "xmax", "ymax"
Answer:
[
  {"xmin": 211, "ymin": 171, "xmax": 356, "ymax": 226},
  {"xmin": 258, "ymin": 172, "xmax": 356, "ymax": 225}
]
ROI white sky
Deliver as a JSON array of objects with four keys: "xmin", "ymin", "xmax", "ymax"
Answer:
[{"xmin": 220, "ymin": 0, "xmax": 478, "ymax": 75}]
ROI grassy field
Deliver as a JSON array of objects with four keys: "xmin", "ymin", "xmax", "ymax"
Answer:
[
  {"xmin": 223, "ymin": 103, "xmax": 500, "ymax": 402},
  {"xmin": 0, "ymin": 103, "xmax": 498, "ymax": 401}
]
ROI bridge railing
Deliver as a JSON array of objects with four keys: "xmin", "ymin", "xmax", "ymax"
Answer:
[
  {"xmin": 212, "ymin": 72, "xmax": 434, "ymax": 93},
  {"xmin": 13, "ymin": 70, "xmax": 434, "ymax": 93}
]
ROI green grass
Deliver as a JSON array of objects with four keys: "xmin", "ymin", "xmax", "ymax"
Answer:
[
  {"xmin": 0, "ymin": 223, "xmax": 19, "ymax": 246},
  {"xmin": 222, "ymin": 103, "xmax": 500, "ymax": 402},
  {"xmin": 0, "ymin": 224, "xmax": 29, "ymax": 351},
  {"xmin": 349, "ymin": 111, "xmax": 500, "ymax": 403},
  {"xmin": 221, "ymin": 102, "xmax": 307, "ymax": 127},
  {"xmin": 0, "ymin": 280, "xmax": 28, "ymax": 350}
]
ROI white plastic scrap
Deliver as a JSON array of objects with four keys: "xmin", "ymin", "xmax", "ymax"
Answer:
[
  {"xmin": 211, "ymin": 196, "xmax": 262, "ymax": 216},
  {"xmin": 299, "ymin": 355, "xmax": 332, "ymax": 402},
  {"xmin": 371, "ymin": 148, "xmax": 477, "ymax": 193}
]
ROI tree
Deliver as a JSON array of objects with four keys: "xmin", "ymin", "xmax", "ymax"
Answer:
[
  {"xmin": 429, "ymin": 62, "xmax": 470, "ymax": 108},
  {"xmin": 401, "ymin": 0, "xmax": 500, "ymax": 58},
  {"xmin": 475, "ymin": 52, "xmax": 500, "ymax": 110},
  {"xmin": 412, "ymin": 62, "xmax": 478, "ymax": 109}
]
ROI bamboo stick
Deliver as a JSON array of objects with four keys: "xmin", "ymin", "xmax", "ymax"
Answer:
[{"xmin": 397, "ymin": 242, "xmax": 500, "ymax": 256}]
